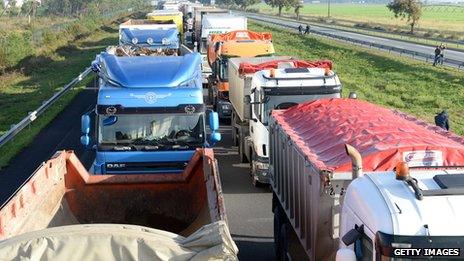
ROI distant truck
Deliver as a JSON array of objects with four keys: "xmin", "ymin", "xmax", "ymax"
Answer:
[
  {"xmin": 228, "ymin": 57, "xmax": 341, "ymax": 186},
  {"xmin": 207, "ymin": 30, "xmax": 275, "ymax": 118},
  {"xmin": 0, "ymin": 149, "xmax": 238, "ymax": 260},
  {"xmin": 270, "ymin": 98, "xmax": 464, "ymax": 260},
  {"xmin": 147, "ymin": 10, "xmax": 184, "ymax": 35},
  {"xmin": 198, "ymin": 14, "xmax": 247, "ymax": 86},
  {"xmin": 119, "ymin": 19, "xmax": 180, "ymax": 55},
  {"xmin": 83, "ymin": 52, "xmax": 221, "ymax": 174},
  {"xmin": 192, "ymin": 7, "xmax": 228, "ymax": 46}
]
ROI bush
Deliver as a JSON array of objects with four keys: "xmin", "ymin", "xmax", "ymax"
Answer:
[
  {"xmin": 0, "ymin": 30, "xmax": 34, "ymax": 70},
  {"xmin": 42, "ymin": 30, "xmax": 58, "ymax": 47}
]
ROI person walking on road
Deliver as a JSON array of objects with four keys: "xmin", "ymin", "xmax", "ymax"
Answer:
[
  {"xmin": 435, "ymin": 110, "xmax": 450, "ymax": 131},
  {"xmin": 304, "ymin": 24, "xmax": 310, "ymax": 34},
  {"xmin": 433, "ymin": 45, "xmax": 441, "ymax": 66},
  {"xmin": 298, "ymin": 25, "xmax": 303, "ymax": 35}
]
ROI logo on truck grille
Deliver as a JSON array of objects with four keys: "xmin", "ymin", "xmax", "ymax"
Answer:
[
  {"xmin": 107, "ymin": 163, "xmax": 126, "ymax": 169},
  {"xmin": 130, "ymin": 92, "xmax": 172, "ymax": 104}
]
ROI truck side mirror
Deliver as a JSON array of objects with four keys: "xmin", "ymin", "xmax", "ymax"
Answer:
[
  {"xmin": 244, "ymin": 95, "xmax": 252, "ymax": 120},
  {"xmin": 209, "ymin": 132, "xmax": 221, "ymax": 146},
  {"xmin": 81, "ymin": 115, "xmax": 91, "ymax": 134},
  {"xmin": 91, "ymin": 60, "xmax": 101, "ymax": 73},
  {"xmin": 342, "ymin": 224, "xmax": 364, "ymax": 246},
  {"xmin": 209, "ymin": 111, "xmax": 220, "ymax": 132},
  {"xmin": 81, "ymin": 114, "xmax": 91, "ymax": 147}
]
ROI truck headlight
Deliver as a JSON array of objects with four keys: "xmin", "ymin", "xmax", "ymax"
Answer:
[
  {"xmin": 146, "ymin": 37, "xmax": 154, "ymax": 45},
  {"xmin": 162, "ymin": 38, "xmax": 170, "ymax": 45},
  {"xmin": 255, "ymin": 161, "xmax": 269, "ymax": 171},
  {"xmin": 131, "ymin": 37, "xmax": 139, "ymax": 45}
]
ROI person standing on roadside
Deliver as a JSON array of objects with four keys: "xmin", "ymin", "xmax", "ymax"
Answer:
[
  {"xmin": 298, "ymin": 25, "xmax": 303, "ymax": 34},
  {"xmin": 304, "ymin": 24, "xmax": 310, "ymax": 34},
  {"xmin": 435, "ymin": 110, "xmax": 450, "ymax": 131},
  {"xmin": 433, "ymin": 45, "xmax": 441, "ymax": 66},
  {"xmin": 439, "ymin": 44, "xmax": 446, "ymax": 65}
]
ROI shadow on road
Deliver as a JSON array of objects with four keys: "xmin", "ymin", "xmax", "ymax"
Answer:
[{"xmin": 235, "ymin": 239, "xmax": 276, "ymax": 261}]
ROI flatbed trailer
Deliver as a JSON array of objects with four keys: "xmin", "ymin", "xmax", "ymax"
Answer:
[{"xmin": 0, "ymin": 149, "xmax": 237, "ymax": 260}]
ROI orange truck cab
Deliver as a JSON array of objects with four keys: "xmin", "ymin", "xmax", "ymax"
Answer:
[{"xmin": 206, "ymin": 30, "xmax": 275, "ymax": 118}]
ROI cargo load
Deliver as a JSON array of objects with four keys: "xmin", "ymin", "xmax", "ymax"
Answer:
[{"xmin": 0, "ymin": 150, "xmax": 238, "ymax": 260}]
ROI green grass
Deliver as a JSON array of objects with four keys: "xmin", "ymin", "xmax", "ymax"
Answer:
[
  {"xmin": 0, "ymin": 19, "xmax": 120, "ymax": 168},
  {"xmin": 254, "ymin": 3, "xmax": 464, "ymax": 33},
  {"xmin": 249, "ymin": 21, "xmax": 464, "ymax": 134}
]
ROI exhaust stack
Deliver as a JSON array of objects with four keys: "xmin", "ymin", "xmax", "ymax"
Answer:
[{"xmin": 345, "ymin": 144, "xmax": 363, "ymax": 179}]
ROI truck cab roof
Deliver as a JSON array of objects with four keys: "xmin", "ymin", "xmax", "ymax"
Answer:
[
  {"xmin": 95, "ymin": 52, "xmax": 203, "ymax": 109},
  {"xmin": 252, "ymin": 67, "xmax": 342, "ymax": 92},
  {"xmin": 97, "ymin": 52, "xmax": 201, "ymax": 88},
  {"xmin": 345, "ymin": 170, "xmax": 464, "ymax": 237}
]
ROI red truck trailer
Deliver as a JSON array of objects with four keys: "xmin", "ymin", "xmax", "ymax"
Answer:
[
  {"xmin": 0, "ymin": 149, "xmax": 238, "ymax": 260},
  {"xmin": 270, "ymin": 98, "xmax": 464, "ymax": 260}
]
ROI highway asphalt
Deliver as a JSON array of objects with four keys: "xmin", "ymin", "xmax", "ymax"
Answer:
[
  {"xmin": 0, "ymin": 88, "xmax": 276, "ymax": 260},
  {"xmin": 242, "ymin": 12, "xmax": 464, "ymax": 68}
]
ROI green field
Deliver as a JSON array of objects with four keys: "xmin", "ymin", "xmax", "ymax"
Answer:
[
  {"xmin": 254, "ymin": 3, "xmax": 464, "ymax": 32},
  {"xmin": 248, "ymin": 21, "xmax": 464, "ymax": 134}
]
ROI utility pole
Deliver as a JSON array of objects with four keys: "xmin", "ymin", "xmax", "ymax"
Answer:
[{"xmin": 327, "ymin": 0, "xmax": 331, "ymax": 18}]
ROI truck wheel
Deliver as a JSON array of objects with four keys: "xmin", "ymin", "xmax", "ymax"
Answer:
[
  {"xmin": 274, "ymin": 206, "xmax": 283, "ymax": 259},
  {"xmin": 279, "ymin": 223, "xmax": 291, "ymax": 261},
  {"xmin": 238, "ymin": 141, "xmax": 249, "ymax": 163},
  {"xmin": 232, "ymin": 126, "xmax": 238, "ymax": 147},
  {"xmin": 207, "ymin": 87, "xmax": 213, "ymax": 105}
]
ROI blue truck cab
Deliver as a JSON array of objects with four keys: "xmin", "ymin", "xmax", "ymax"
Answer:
[
  {"xmin": 120, "ymin": 27, "xmax": 180, "ymax": 52},
  {"xmin": 81, "ymin": 52, "xmax": 221, "ymax": 174}
]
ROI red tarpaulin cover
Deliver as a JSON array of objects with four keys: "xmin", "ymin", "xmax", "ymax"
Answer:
[
  {"xmin": 238, "ymin": 59, "xmax": 333, "ymax": 75},
  {"xmin": 272, "ymin": 98, "xmax": 464, "ymax": 172}
]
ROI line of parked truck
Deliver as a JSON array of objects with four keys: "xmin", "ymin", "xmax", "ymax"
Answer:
[{"xmin": 1, "ymin": 1, "xmax": 463, "ymax": 260}]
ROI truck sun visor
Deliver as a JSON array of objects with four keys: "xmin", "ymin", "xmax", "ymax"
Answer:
[{"xmin": 271, "ymin": 98, "xmax": 464, "ymax": 172}]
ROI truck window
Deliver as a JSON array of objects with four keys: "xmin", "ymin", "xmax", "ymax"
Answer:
[
  {"xmin": 218, "ymin": 59, "xmax": 228, "ymax": 81},
  {"xmin": 98, "ymin": 113, "xmax": 205, "ymax": 149},
  {"xmin": 253, "ymin": 90, "xmax": 260, "ymax": 121}
]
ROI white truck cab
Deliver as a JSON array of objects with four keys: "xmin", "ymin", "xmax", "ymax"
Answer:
[
  {"xmin": 248, "ymin": 67, "xmax": 341, "ymax": 185},
  {"xmin": 338, "ymin": 168, "xmax": 464, "ymax": 260}
]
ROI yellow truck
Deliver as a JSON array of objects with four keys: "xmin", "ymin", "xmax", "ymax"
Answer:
[{"xmin": 147, "ymin": 10, "xmax": 183, "ymax": 35}]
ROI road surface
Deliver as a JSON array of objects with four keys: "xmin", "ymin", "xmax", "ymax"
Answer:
[
  {"xmin": 241, "ymin": 12, "xmax": 464, "ymax": 69},
  {"xmin": 0, "ymin": 88, "xmax": 276, "ymax": 260}
]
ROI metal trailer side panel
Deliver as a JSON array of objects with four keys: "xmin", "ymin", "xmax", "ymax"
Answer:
[
  {"xmin": 228, "ymin": 58, "xmax": 251, "ymax": 122},
  {"xmin": 270, "ymin": 118, "xmax": 352, "ymax": 260}
]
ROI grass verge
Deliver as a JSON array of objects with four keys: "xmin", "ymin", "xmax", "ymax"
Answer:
[
  {"xmin": 249, "ymin": 21, "xmax": 464, "ymax": 134},
  {"xmin": 0, "ymin": 17, "xmax": 121, "ymax": 168}
]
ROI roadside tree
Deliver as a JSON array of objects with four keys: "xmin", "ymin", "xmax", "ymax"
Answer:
[{"xmin": 387, "ymin": 0, "xmax": 422, "ymax": 34}]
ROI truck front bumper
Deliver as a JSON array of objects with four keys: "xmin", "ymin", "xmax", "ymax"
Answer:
[
  {"xmin": 252, "ymin": 159, "xmax": 270, "ymax": 184},
  {"xmin": 217, "ymin": 100, "xmax": 232, "ymax": 119}
]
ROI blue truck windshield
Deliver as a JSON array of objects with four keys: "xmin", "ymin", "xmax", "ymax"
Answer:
[{"xmin": 98, "ymin": 113, "xmax": 204, "ymax": 150}]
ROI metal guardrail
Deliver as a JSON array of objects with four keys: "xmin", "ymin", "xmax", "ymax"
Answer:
[
  {"xmin": 246, "ymin": 14, "xmax": 464, "ymax": 70},
  {"xmin": 0, "ymin": 67, "xmax": 92, "ymax": 148}
]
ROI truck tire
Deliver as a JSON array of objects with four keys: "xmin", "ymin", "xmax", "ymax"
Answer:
[
  {"xmin": 232, "ymin": 126, "xmax": 238, "ymax": 147},
  {"xmin": 238, "ymin": 140, "xmax": 249, "ymax": 163},
  {"xmin": 280, "ymin": 222, "xmax": 291, "ymax": 261},
  {"xmin": 274, "ymin": 206, "xmax": 283, "ymax": 259}
]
